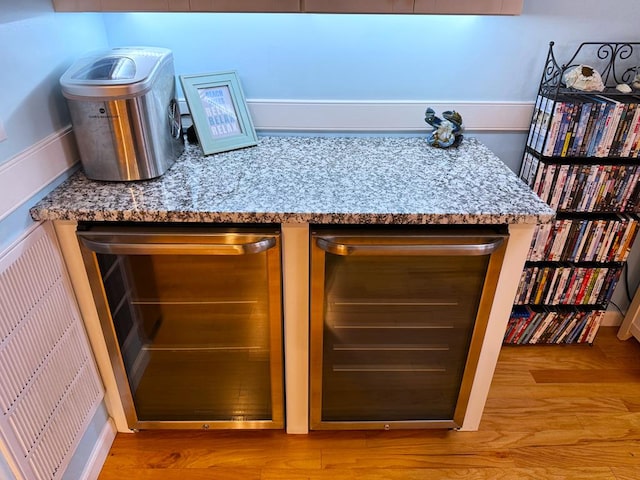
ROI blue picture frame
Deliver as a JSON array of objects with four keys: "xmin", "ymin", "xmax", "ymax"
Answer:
[{"xmin": 180, "ymin": 71, "xmax": 258, "ymax": 155}]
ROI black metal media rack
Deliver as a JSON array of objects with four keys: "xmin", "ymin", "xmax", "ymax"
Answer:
[{"xmin": 505, "ymin": 42, "xmax": 640, "ymax": 345}]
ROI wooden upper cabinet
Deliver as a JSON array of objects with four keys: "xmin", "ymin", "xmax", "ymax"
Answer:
[
  {"xmin": 303, "ymin": 0, "xmax": 413, "ymax": 13},
  {"xmin": 189, "ymin": 0, "xmax": 300, "ymax": 12},
  {"xmin": 52, "ymin": 0, "xmax": 300, "ymax": 11},
  {"xmin": 52, "ymin": 0, "xmax": 191, "ymax": 11},
  {"xmin": 414, "ymin": 0, "xmax": 523, "ymax": 15},
  {"xmin": 53, "ymin": 0, "xmax": 99, "ymax": 10},
  {"xmin": 52, "ymin": 0, "xmax": 522, "ymax": 14}
]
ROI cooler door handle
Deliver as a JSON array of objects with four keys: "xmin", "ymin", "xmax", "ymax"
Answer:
[
  {"xmin": 78, "ymin": 234, "xmax": 276, "ymax": 256},
  {"xmin": 315, "ymin": 236, "xmax": 505, "ymax": 257}
]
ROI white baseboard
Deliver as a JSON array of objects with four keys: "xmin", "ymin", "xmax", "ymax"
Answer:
[
  {"xmin": 79, "ymin": 418, "xmax": 117, "ymax": 480},
  {"xmin": 602, "ymin": 309, "xmax": 623, "ymax": 327},
  {"xmin": 0, "ymin": 126, "xmax": 79, "ymax": 222}
]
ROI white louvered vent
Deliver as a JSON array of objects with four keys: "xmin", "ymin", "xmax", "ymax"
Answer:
[{"xmin": 0, "ymin": 223, "xmax": 104, "ymax": 480}]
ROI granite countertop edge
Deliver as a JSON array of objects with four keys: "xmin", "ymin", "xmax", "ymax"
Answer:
[{"xmin": 29, "ymin": 209, "xmax": 553, "ymax": 225}]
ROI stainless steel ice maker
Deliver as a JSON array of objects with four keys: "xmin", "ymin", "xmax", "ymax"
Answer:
[{"xmin": 60, "ymin": 47, "xmax": 184, "ymax": 181}]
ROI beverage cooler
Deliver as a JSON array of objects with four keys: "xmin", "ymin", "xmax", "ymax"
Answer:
[
  {"xmin": 309, "ymin": 226, "xmax": 508, "ymax": 430},
  {"xmin": 77, "ymin": 224, "xmax": 284, "ymax": 430}
]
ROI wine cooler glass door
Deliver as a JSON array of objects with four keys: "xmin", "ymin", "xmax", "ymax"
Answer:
[
  {"xmin": 310, "ymin": 227, "xmax": 507, "ymax": 430},
  {"xmin": 78, "ymin": 225, "xmax": 284, "ymax": 430}
]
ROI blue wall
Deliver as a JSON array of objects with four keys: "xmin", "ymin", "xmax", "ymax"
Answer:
[
  {"xmin": 0, "ymin": 2, "xmax": 108, "ymax": 252},
  {"xmin": 0, "ymin": 5, "xmax": 108, "ymax": 163},
  {"xmin": 101, "ymin": 1, "xmax": 640, "ymax": 103}
]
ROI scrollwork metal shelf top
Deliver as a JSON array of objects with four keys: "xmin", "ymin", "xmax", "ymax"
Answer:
[{"xmin": 540, "ymin": 41, "xmax": 640, "ymax": 97}]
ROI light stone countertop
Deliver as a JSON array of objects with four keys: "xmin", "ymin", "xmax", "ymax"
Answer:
[{"xmin": 30, "ymin": 135, "xmax": 555, "ymax": 225}]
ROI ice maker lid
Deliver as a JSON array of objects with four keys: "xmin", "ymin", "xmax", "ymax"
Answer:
[
  {"xmin": 60, "ymin": 47, "xmax": 172, "ymax": 99},
  {"xmin": 74, "ymin": 56, "xmax": 137, "ymax": 81}
]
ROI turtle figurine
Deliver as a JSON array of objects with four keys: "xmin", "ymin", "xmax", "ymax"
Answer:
[{"xmin": 424, "ymin": 107, "xmax": 464, "ymax": 148}]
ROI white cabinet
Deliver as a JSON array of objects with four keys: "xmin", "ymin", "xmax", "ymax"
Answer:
[{"xmin": 618, "ymin": 286, "xmax": 640, "ymax": 342}]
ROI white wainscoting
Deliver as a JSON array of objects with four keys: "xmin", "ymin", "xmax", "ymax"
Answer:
[{"xmin": 0, "ymin": 127, "xmax": 79, "ymax": 222}]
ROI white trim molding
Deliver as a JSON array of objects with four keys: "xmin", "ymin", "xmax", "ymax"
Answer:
[
  {"xmin": 179, "ymin": 99, "xmax": 535, "ymax": 133},
  {"xmin": 246, "ymin": 100, "xmax": 534, "ymax": 132},
  {"xmin": 603, "ymin": 309, "xmax": 623, "ymax": 328},
  {"xmin": 79, "ymin": 418, "xmax": 116, "ymax": 480},
  {"xmin": 0, "ymin": 127, "xmax": 79, "ymax": 222}
]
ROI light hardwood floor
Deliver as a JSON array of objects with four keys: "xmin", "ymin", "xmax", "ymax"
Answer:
[{"xmin": 98, "ymin": 327, "xmax": 640, "ymax": 479}]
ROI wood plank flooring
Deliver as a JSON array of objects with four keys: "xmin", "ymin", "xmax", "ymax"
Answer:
[{"xmin": 98, "ymin": 327, "xmax": 640, "ymax": 479}]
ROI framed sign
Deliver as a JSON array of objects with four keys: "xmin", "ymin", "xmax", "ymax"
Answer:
[{"xmin": 180, "ymin": 71, "xmax": 258, "ymax": 155}]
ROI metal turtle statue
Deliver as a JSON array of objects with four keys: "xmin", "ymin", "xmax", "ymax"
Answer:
[{"xmin": 424, "ymin": 107, "xmax": 464, "ymax": 148}]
